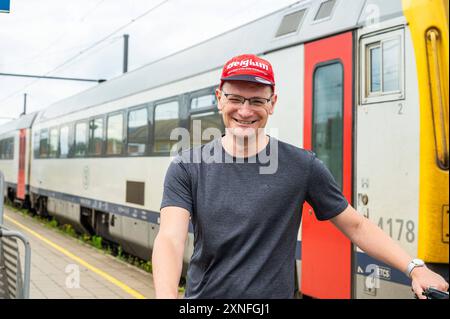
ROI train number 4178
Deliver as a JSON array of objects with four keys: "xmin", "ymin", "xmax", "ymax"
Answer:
[{"xmin": 377, "ymin": 218, "xmax": 415, "ymax": 243}]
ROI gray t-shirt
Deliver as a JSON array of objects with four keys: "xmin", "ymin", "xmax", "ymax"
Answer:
[{"xmin": 160, "ymin": 137, "xmax": 348, "ymax": 299}]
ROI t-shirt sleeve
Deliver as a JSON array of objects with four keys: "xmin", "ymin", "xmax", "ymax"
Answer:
[
  {"xmin": 160, "ymin": 157, "xmax": 193, "ymax": 215},
  {"xmin": 305, "ymin": 154, "xmax": 349, "ymax": 221}
]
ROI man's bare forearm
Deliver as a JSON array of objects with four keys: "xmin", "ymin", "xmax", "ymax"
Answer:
[
  {"xmin": 351, "ymin": 215, "xmax": 412, "ymax": 273},
  {"xmin": 333, "ymin": 206, "xmax": 448, "ymax": 298},
  {"xmin": 332, "ymin": 206, "xmax": 412, "ymax": 273},
  {"xmin": 152, "ymin": 233, "xmax": 184, "ymax": 298}
]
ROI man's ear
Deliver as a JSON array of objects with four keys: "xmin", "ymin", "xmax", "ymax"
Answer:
[
  {"xmin": 216, "ymin": 88, "xmax": 223, "ymax": 112},
  {"xmin": 268, "ymin": 94, "xmax": 277, "ymax": 115}
]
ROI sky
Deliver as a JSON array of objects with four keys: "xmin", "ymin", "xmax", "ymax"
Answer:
[{"xmin": 0, "ymin": 0, "xmax": 301, "ymax": 125}]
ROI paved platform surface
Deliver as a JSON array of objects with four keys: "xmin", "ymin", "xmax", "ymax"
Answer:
[{"xmin": 2, "ymin": 206, "xmax": 162, "ymax": 299}]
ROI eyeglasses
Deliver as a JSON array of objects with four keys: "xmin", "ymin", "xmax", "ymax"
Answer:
[{"xmin": 221, "ymin": 90, "xmax": 273, "ymax": 107}]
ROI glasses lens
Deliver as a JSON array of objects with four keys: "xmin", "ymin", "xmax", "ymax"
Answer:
[
  {"xmin": 223, "ymin": 92, "xmax": 270, "ymax": 107},
  {"xmin": 249, "ymin": 98, "xmax": 268, "ymax": 106},
  {"xmin": 226, "ymin": 94, "xmax": 245, "ymax": 104}
]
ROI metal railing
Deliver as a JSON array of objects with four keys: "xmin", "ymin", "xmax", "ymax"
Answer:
[{"xmin": 0, "ymin": 171, "xmax": 31, "ymax": 299}]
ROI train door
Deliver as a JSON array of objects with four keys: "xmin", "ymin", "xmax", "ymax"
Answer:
[
  {"xmin": 354, "ymin": 25, "xmax": 420, "ymax": 298},
  {"xmin": 302, "ymin": 31, "xmax": 354, "ymax": 299},
  {"xmin": 17, "ymin": 129, "xmax": 26, "ymax": 200}
]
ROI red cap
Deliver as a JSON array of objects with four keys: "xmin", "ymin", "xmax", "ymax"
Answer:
[{"xmin": 220, "ymin": 54, "xmax": 275, "ymax": 88}]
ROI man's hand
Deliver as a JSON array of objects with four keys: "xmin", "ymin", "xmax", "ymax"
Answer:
[{"xmin": 410, "ymin": 266, "xmax": 449, "ymax": 299}]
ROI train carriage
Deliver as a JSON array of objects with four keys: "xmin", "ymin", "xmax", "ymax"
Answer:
[
  {"xmin": 1, "ymin": 0, "xmax": 448, "ymax": 298},
  {"xmin": 0, "ymin": 112, "xmax": 38, "ymax": 207}
]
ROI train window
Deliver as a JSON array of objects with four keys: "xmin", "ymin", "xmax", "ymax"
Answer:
[
  {"xmin": 313, "ymin": 62, "xmax": 343, "ymax": 189},
  {"xmin": 314, "ymin": 0, "xmax": 336, "ymax": 21},
  {"xmin": 49, "ymin": 128, "xmax": 59, "ymax": 158},
  {"xmin": 368, "ymin": 38, "xmax": 401, "ymax": 94},
  {"xmin": 361, "ymin": 29, "xmax": 404, "ymax": 103},
  {"xmin": 154, "ymin": 101, "xmax": 179, "ymax": 153},
  {"xmin": 127, "ymin": 107, "xmax": 148, "ymax": 155},
  {"xmin": 59, "ymin": 125, "xmax": 69, "ymax": 158},
  {"xmin": 1, "ymin": 140, "xmax": 5, "ymax": 159},
  {"xmin": 89, "ymin": 117, "xmax": 104, "ymax": 156},
  {"xmin": 382, "ymin": 39, "xmax": 401, "ymax": 92},
  {"xmin": 369, "ymin": 44, "xmax": 381, "ymax": 93},
  {"xmin": 189, "ymin": 112, "xmax": 224, "ymax": 147},
  {"xmin": 33, "ymin": 131, "xmax": 40, "ymax": 158},
  {"xmin": 0, "ymin": 139, "xmax": 4, "ymax": 159},
  {"xmin": 74, "ymin": 122, "xmax": 87, "ymax": 157},
  {"xmin": 275, "ymin": 9, "xmax": 306, "ymax": 38},
  {"xmin": 190, "ymin": 94, "xmax": 216, "ymax": 110},
  {"xmin": 0, "ymin": 138, "xmax": 14, "ymax": 160},
  {"xmin": 4, "ymin": 138, "xmax": 12, "ymax": 159},
  {"xmin": 39, "ymin": 129, "xmax": 49, "ymax": 158},
  {"xmin": 189, "ymin": 93, "xmax": 223, "ymax": 147},
  {"xmin": 106, "ymin": 113, "xmax": 124, "ymax": 155},
  {"xmin": 6, "ymin": 138, "xmax": 12, "ymax": 159},
  {"xmin": 9, "ymin": 138, "xmax": 14, "ymax": 159}
]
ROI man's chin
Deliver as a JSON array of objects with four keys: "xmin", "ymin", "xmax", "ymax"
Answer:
[{"xmin": 228, "ymin": 127, "xmax": 259, "ymax": 139}]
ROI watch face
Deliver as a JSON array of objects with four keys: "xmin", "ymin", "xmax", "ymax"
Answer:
[{"xmin": 413, "ymin": 259, "xmax": 425, "ymax": 266}]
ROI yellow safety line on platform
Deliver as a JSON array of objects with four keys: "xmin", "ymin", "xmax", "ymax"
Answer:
[{"xmin": 5, "ymin": 214, "xmax": 146, "ymax": 299}]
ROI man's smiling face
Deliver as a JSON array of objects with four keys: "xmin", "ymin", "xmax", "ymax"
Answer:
[{"xmin": 216, "ymin": 80, "xmax": 277, "ymax": 139}]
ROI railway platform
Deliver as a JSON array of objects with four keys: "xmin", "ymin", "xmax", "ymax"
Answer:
[{"xmin": 2, "ymin": 206, "xmax": 162, "ymax": 299}]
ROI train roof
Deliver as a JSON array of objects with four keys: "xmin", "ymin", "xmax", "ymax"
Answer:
[
  {"xmin": 37, "ymin": 0, "xmax": 403, "ymax": 123},
  {"xmin": 0, "ymin": 112, "xmax": 39, "ymax": 136}
]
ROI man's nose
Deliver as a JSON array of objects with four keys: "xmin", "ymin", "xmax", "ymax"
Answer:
[{"xmin": 237, "ymin": 101, "xmax": 254, "ymax": 117}]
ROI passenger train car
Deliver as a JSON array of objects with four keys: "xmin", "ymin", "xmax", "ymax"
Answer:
[
  {"xmin": 1, "ymin": 0, "xmax": 448, "ymax": 298},
  {"xmin": 0, "ymin": 112, "xmax": 37, "ymax": 207}
]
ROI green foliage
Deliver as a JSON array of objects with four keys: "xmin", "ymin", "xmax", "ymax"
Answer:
[
  {"xmin": 141, "ymin": 260, "xmax": 152, "ymax": 273},
  {"xmin": 48, "ymin": 218, "xmax": 58, "ymax": 228},
  {"xmin": 91, "ymin": 235, "xmax": 103, "ymax": 249},
  {"xmin": 81, "ymin": 233, "xmax": 91, "ymax": 243},
  {"xmin": 62, "ymin": 224, "xmax": 77, "ymax": 237},
  {"xmin": 117, "ymin": 245, "xmax": 124, "ymax": 260}
]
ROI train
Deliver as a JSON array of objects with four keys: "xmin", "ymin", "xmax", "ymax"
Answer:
[{"xmin": 0, "ymin": 0, "xmax": 448, "ymax": 298}]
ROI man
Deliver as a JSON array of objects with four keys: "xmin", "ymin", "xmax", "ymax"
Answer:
[{"xmin": 152, "ymin": 54, "xmax": 448, "ymax": 299}]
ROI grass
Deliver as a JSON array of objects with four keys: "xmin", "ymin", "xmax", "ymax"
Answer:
[
  {"xmin": 48, "ymin": 218, "xmax": 58, "ymax": 228},
  {"xmin": 62, "ymin": 224, "xmax": 77, "ymax": 237},
  {"xmin": 91, "ymin": 235, "xmax": 102, "ymax": 249}
]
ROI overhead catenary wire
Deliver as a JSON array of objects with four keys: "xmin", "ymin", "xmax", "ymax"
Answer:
[
  {"xmin": 0, "ymin": 0, "xmax": 108, "ymax": 69},
  {"xmin": 43, "ymin": 36, "xmax": 122, "ymax": 76},
  {"xmin": 0, "ymin": 42, "xmax": 99, "ymax": 68},
  {"xmin": 46, "ymin": 0, "xmax": 171, "ymax": 76},
  {"xmin": 0, "ymin": 0, "xmax": 170, "ymax": 105},
  {"xmin": 0, "ymin": 36, "xmax": 121, "ymax": 104}
]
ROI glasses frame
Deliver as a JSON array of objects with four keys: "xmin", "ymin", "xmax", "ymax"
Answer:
[{"xmin": 221, "ymin": 90, "xmax": 273, "ymax": 107}]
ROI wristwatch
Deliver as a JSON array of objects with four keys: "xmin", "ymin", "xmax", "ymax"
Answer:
[{"xmin": 406, "ymin": 258, "xmax": 425, "ymax": 278}]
